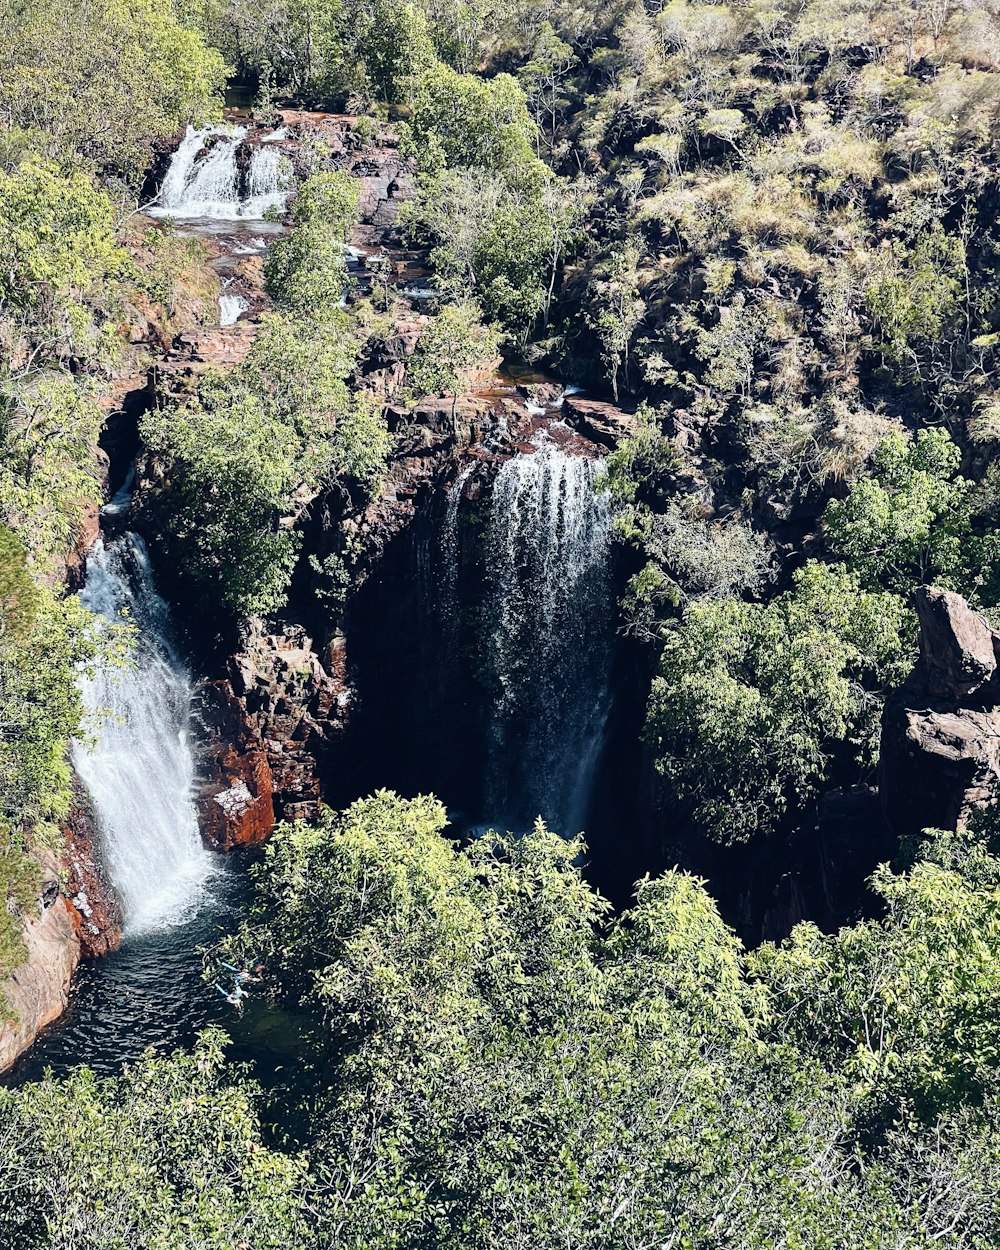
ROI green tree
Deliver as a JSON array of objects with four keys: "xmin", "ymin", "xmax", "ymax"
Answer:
[
  {"xmin": 584, "ymin": 240, "xmax": 646, "ymax": 401},
  {"xmin": 518, "ymin": 21, "xmax": 576, "ymax": 151},
  {"xmin": 646, "ymin": 561, "xmax": 913, "ymax": 844},
  {"xmin": 407, "ymin": 300, "xmax": 502, "ymax": 414},
  {"xmin": 140, "ymin": 306, "xmax": 387, "ymax": 620},
  {"xmin": 752, "ymin": 836, "xmax": 1000, "ymax": 1123},
  {"xmin": 0, "ymin": 1028, "xmax": 314, "ymax": 1248},
  {"xmin": 0, "ymin": 0, "xmax": 225, "ymax": 184},
  {"xmin": 264, "ymin": 171, "xmax": 360, "ymax": 319},
  {"xmin": 0, "ymin": 376, "xmax": 104, "ymax": 567},
  {"xmin": 0, "ymin": 159, "xmax": 127, "ymax": 364},
  {"xmin": 403, "ymin": 63, "xmax": 539, "ymax": 177},
  {"xmin": 823, "ymin": 428, "xmax": 974, "ymax": 593}
]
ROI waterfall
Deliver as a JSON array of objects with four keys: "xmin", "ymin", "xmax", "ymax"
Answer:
[
  {"xmin": 150, "ymin": 125, "xmax": 290, "ymax": 220},
  {"xmin": 483, "ymin": 436, "xmax": 613, "ymax": 835},
  {"xmin": 72, "ymin": 534, "xmax": 213, "ymax": 933},
  {"xmin": 219, "ymin": 293, "xmax": 248, "ymax": 326},
  {"xmin": 440, "ymin": 463, "xmax": 475, "ymax": 614}
]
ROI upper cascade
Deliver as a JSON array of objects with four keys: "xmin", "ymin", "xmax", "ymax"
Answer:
[
  {"xmin": 150, "ymin": 124, "xmax": 291, "ymax": 221},
  {"xmin": 483, "ymin": 434, "xmax": 613, "ymax": 835},
  {"xmin": 72, "ymin": 533, "xmax": 214, "ymax": 933}
]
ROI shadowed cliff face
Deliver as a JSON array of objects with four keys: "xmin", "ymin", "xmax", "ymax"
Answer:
[{"xmin": 881, "ymin": 587, "xmax": 1000, "ymax": 844}]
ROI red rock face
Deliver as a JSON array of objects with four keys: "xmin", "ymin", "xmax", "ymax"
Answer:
[
  {"xmin": 197, "ymin": 682, "xmax": 276, "ymax": 850},
  {"xmin": 0, "ymin": 882, "xmax": 80, "ymax": 1072},
  {"xmin": 61, "ymin": 779, "xmax": 123, "ymax": 959},
  {"xmin": 198, "ymin": 626, "xmax": 351, "ymax": 841}
]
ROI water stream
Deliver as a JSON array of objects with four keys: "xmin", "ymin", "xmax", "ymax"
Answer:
[
  {"xmin": 482, "ymin": 436, "xmax": 613, "ymax": 834},
  {"xmin": 72, "ymin": 534, "xmax": 215, "ymax": 932},
  {"xmin": 150, "ymin": 124, "xmax": 291, "ymax": 220}
]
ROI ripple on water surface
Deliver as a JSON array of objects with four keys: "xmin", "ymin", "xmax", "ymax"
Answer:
[{"xmin": 6, "ymin": 861, "xmax": 312, "ymax": 1087}]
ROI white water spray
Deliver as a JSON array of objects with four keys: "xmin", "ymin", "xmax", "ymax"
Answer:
[
  {"xmin": 72, "ymin": 534, "xmax": 213, "ymax": 933},
  {"xmin": 483, "ymin": 437, "xmax": 613, "ymax": 834},
  {"xmin": 219, "ymin": 293, "xmax": 248, "ymax": 326},
  {"xmin": 150, "ymin": 125, "xmax": 290, "ymax": 220}
]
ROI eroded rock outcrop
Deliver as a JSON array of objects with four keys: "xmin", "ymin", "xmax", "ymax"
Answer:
[
  {"xmin": 199, "ymin": 623, "xmax": 351, "ymax": 833},
  {"xmin": 0, "ymin": 854, "xmax": 81, "ymax": 1072},
  {"xmin": 197, "ymin": 682, "xmax": 276, "ymax": 849},
  {"xmin": 880, "ymin": 586, "xmax": 1000, "ymax": 841}
]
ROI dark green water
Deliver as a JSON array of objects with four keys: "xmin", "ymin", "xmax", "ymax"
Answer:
[{"xmin": 6, "ymin": 857, "xmax": 311, "ymax": 1088}]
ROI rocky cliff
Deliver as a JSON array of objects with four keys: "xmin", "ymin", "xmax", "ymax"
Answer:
[
  {"xmin": 880, "ymin": 587, "xmax": 1000, "ymax": 842},
  {"xmin": 0, "ymin": 856, "xmax": 81, "ymax": 1072}
]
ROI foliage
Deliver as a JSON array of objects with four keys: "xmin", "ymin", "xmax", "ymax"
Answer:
[
  {"xmin": 140, "ymin": 307, "xmax": 377, "ymax": 619},
  {"xmin": 402, "ymin": 63, "xmax": 539, "ymax": 176},
  {"xmin": 646, "ymin": 561, "xmax": 914, "ymax": 845},
  {"xmin": 751, "ymin": 838, "xmax": 1000, "ymax": 1123},
  {"xmin": 0, "ymin": 1029, "xmax": 313, "ymax": 1248},
  {"xmin": 217, "ymin": 792, "xmax": 823, "ymax": 1248},
  {"xmin": 400, "ymin": 66, "xmax": 580, "ymax": 335},
  {"xmin": 264, "ymin": 171, "xmax": 360, "ymax": 318},
  {"xmin": 824, "ymin": 428, "xmax": 1000, "ymax": 604},
  {"xmin": 0, "ymin": 376, "xmax": 104, "ymax": 569},
  {"xmin": 0, "ymin": 525, "xmax": 39, "ymax": 644},
  {"xmin": 0, "ymin": 580, "xmax": 94, "ymax": 991},
  {"xmin": 0, "ymin": 590, "xmax": 94, "ymax": 846},
  {"xmin": 407, "ymin": 301, "xmax": 502, "ymax": 407},
  {"xmin": 0, "ymin": 159, "xmax": 127, "ymax": 366},
  {"xmin": 584, "ymin": 239, "xmax": 645, "ymax": 401},
  {"xmin": 196, "ymin": 790, "xmax": 1000, "ymax": 1246},
  {"xmin": 0, "ymin": 0, "xmax": 225, "ymax": 184}
]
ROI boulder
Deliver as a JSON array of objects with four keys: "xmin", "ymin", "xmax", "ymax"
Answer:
[
  {"xmin": 880, "ymin": 586, "xmax": 1000, "ymax": 841},
  {"xmin": 197, "ymin": 682, "xmax": 275, "ymax": 850},
  {"xmin": 204, "ymin": 623, "xmax": 353, "ymax": 833},
  {"xmin": 915, "ymin": 586, "xmax": 997, "ymax": 700},
  {"xmin": 561, "ymin": 396, "xmax": 640, "ymax": 449}
]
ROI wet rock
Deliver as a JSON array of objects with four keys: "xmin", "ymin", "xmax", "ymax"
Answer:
[
  {"xmin": 516, "ymin": 382, "xmax": 563, "ymax": 407},
  {"xmin": 62, "ymin": 778, "xmax": 123, "ymax": 958},
  {"xmin": 561, "ymin": 396, "xmax": 640, "ymax": 449},
  {"xmin": 198, "ymin": 683, "xmax": 275, "ymax": 850},
  {"xmin": 64, "ymin": 496, "xmax": 102, "ymax": 592},
  {"xmin": 207, "ymin": 623, "xmax": 353, "ymax": 828}
]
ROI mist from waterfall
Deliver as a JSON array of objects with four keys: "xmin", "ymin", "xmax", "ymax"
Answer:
[
  {"xmin": 72, "ymin": 534, "xmax": 214, "ymax": 933},
  {"xmin": 483, "ymin": 437, "xmax": 613, "ymax": 835},
  {"xmin": 150, "ymin": 124, "xmax": 290, "ymax": 220}
]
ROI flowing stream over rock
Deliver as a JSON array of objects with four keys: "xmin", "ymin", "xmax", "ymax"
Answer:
[
  {"xmin": 481, "ymin": 437, "xmax": 613, "ymax": 834},
  {"xmin": 9, "ymin": 123, "xmax": 629, "ymax": 1082},
  {"xmin": 150, "ymin": 124, "xmax": 290, "ymax": 220},
  {"xmin": 71, "ymin": 533, "xmax": 214, "ymax": 932}
]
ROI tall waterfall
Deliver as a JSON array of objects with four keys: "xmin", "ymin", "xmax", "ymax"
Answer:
[
  {"xmin": 483, "ymin": 437, "xmax": 613, "ymax": 834},
  {"xmin": 72, "ymin": 534, "xmax": 213, "ymax": 933},
  {"xmin": 150, "ymin": 125, "xmax": 290, "ymax": 220}
]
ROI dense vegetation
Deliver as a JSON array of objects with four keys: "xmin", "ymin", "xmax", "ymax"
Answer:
[
  {"xmin": 6, "ymin": 794, "xmax": 1000, "ymax": 1245},
  {"xmin": 8, "ymin": 0, "xmax": 1000, "ymax": 1245}
]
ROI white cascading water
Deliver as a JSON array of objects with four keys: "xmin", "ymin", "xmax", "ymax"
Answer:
[
  {"xmin": 72, "ymin": 534, "xmax": 213, "ymax": 933},
  {"xmin": 440, "ymin": 462, "xmax": 475, "ymax": 615},
  {"xmin": 483, "ymin": 435, "xmax": 613, "ymax": 834},
  {"xmin": 150, "ymin": 125, "xmax": 290, "ymax": 220},
  {"xmin": 219, "ymin": 293, "xmax": 248, "ymax": 326}
]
